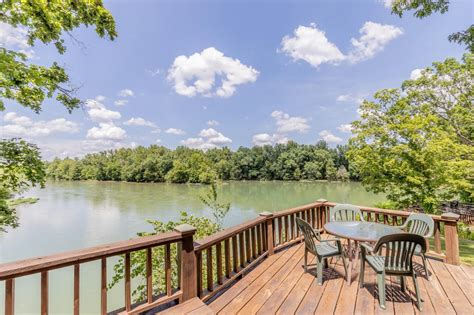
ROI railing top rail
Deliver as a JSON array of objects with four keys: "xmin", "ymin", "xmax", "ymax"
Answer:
[
  {"xmin": 324, "ymin": 202, "xmax": 458, "ymax": 222},
  {"xmin": 0, "ymin": 231, "xmax": 183, "ymax": 281},
  {"xmin": 195, "ymin": 216, "xmax": 267, "ymax": 251},
  {"xmin": 271, "ymin": 201, "xmax": 326, "ymax": 218}
]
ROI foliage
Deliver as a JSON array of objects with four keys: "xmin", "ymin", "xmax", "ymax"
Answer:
[
  {"xmin": 429, "ymin": 237, "xmax": 474, "ymax": 266},
  {"xmin": 348, "ymin": 55, "xmax": 474, "ymax": 213},
  {"xmin": 0, "ymin": 0, "xmax": 117, "ymax": 112},
  {"xmin": 389, "ymin": 0, "xmax": 473, "ymax": 52},
  {"xmin": 109, "ymin": 184, "xmax": 229, "ymax": 302},
  {"xmin": 0, "ymin": 139, "xmax": 45, "ymax": 232},
  {"xmin": 7, "ymin": 197, "xmax": 39, "ymax": 207},
  {"xmin": 46, "ymin": 142, "xmax": 355, "ymax": 184}
]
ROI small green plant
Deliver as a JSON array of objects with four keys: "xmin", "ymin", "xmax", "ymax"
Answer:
[{"xmin": 199, "ymin": 182, "xmax": 230, "ymax": 229}]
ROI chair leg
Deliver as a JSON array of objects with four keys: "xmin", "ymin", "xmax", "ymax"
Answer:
[
  {"xmin": 359, "ymin": 256, "xmax": 365, "ymax": 288},
  {"xmin": 412, "ymin": 272, "xmax": 423, "ymax": 311},
  {"xmin": 421, "ymin": 253, "xmax": 430, "ymax": 279},
  {"xmin": 341, "ymin": 254, "xmax": 348, "ymax": 283},
  {"xmin": 304, "ymin": 248, "xmax": 308, "ymax": 272},
  {"xmin": 317, "ymin": 258, "xmax": 324, "ymax": 285},
  {"xmin": 400, "ymin": 276, "xmax": 406, "ymax": 292},
  {"xmin": 377, "ymin": 273, "xmax": 386, "ymax": 310}
]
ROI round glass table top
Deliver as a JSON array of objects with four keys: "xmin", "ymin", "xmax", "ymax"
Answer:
[{"xmin": 324, "ymin": 221, "xmax": 403, "ymax": 242}]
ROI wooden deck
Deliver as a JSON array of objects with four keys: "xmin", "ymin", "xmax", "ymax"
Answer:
[{"xmin": 206, "ymin": 243, "xmax": 474, "ymax": 315}]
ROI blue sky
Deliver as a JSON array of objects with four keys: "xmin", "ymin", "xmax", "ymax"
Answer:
[{"xmin": 1, "ymin": 0, "xmax": 472, "ymax": 159}]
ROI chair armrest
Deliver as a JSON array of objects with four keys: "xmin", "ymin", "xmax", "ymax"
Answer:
[{"xmin": 360, "ymin": 242, "xmax": 375, "ymax": 254}]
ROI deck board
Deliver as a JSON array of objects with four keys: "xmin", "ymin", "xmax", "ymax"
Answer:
[{"xmin": 203, "ymin": 243, "xmax": 472, "ymax": 314}]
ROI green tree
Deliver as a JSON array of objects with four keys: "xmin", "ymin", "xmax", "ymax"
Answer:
[
  {"xmin": 0, "ymin": 139, "xmax": 45, "ymax": 232},
  {"xmin": 0, "ymin": 0, "xmax": 117, "ymax": 112},
  {"xmin": 348, "ymin": 55, "xmax": 474, "ymax": 212},
  {"xmin": 389, "ymin": 0, "xmax": 473, "ymax": 52}
]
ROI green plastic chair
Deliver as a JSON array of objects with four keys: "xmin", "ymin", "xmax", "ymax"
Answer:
[
  {"xmin": 399, "ymin": 213, "xmax": 434, "ymax": 278},
  {"xmin": 330, "ymin": 204, "xmax": 365, "ymax": 222},
  {"xmin": 359, "ymin": 233, "xmax": 426, "ymax": 311},
  {"xmin": 296, "ymin": 217, "xmax": 348, "ymax": 285}
]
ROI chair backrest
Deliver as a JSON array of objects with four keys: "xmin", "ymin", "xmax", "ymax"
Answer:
[
  {"xmin": 330, "ymin": 204, "xmax": 364, "ymax": 222},
  {"xmin": 404, "ymin": 213, "xmax": 434, "ymax": 238},
  {"xmin": 296, "ymin": 217, "xmax": 321, "ymax": 253},
  {"xmin": 373, "ymin": 233, "xmax": 427, "ymax": 274}
]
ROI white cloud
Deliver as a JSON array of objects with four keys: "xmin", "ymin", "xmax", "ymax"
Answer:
[
  {"xmin": 347, "ymin": 22, "xmax": 403, "ymax": 63},
  {"xmin": 252, "ymin": 133, "xmax": 289, "ymax": 146},
  {"xmin": 146, "ymin": 68, "xmax": 161, "ymax": 77},
  {"xmin": 381, "ymin": 0, "xmax": 394, "ymax": 8},
  {"xmin": 410, "ymin": 68, "xmax": 423, "ymax": 80},
  {"xmin": 280, "ymin": 23, "xmax": 345, "ymax": 68},
  {"xmin": 319, "ymin": 130, "xmax": 343, "ymax": 144},
  {"xmin": 114, "ymin": 99, "xmax": 128, "ymax": 106},
  {"xmin": 280, "ymin": 22, "xmax": 402, "ymax": 67},
  {"xmin": 337, "ymin": 124, "xmax": 353, "ymax": 133},
  {"xmin": 165, "ymin": 128, "xmax": 186, "ymax": 135},
  {"xmin": 181, "ymin": 128, "xmax": 232, "ymax": 149},
  {"xmin": 0, "ymin": 22, "xmax": 35, "ymax": 58},
  {"xmin": 86, "ymin": 123, "xmax": 127, "ymax": 141},
  {"xmin": 1, "ymin": 112, "xmax": 79, "ymax": 138},
  {"xmin": 207, "ymin": 120, "xmax": 219, "ymax": 126},
  {"xmin": 167, "ymin": 47, "xmax": 259, "ymax": 98},
  {"xmin": 124, "ymin": 117, "xmax": 156, "ymax": 128},
  {"xmin": 95, "ymin": 95, "xmax": 106, "ymax": 102},
  {"xmin": 118, "ymin": 89, "xmax": 134, "ymax": 97},
  {"xmin": 156, "ymin": 139, "xmax": 162, "ymax": 144},
  {"xmin": 85, "ymin": 98, "xmax": 121, "ymax": 122},
  {"xmin": 271, "ymin": 111, "xmax": 310, "ymax": 133},
  {"xmin": 336, "ymin": 93, "xmax": 365, "ymax": 104}
]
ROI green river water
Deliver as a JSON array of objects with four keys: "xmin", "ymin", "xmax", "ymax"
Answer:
[{"xmin": 0, "ymin": 181, "xmax": 385, "ymax": 314}]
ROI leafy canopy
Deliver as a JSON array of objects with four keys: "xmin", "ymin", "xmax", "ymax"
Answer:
[
  {"xmin": 348, "ymin": 54, "xmax": 474, "ymax": 212},
  {"xmin": 389, "ymin": 0, "xmax": 473, "ymax": 52},
  {"xmin": 0, "ymin": 0, "xmax": 117, "ymax": 112}
]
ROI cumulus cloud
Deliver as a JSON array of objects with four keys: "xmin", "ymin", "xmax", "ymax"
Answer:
[
  {"xmin": 280, "ymin": 23, "xmax": 345, "ymax": 68},
  {"xmin": 252, "ymin": 133, "xmax": 289, "ymax": 146},
  {"xmin": 410, "ymin": 68, "xmax": 423, "ymax": 80},
  {"xmin": 336, "ymin": 93, "xmax": 366, "ymax": 104},
  {"xmin": 118, "ymin": 89, "xmax": 134, "ymax": 97},
  {"xmin": 181, "ymin": 128, "xmax": 232, "ymax": 149},
  {"xmin": 86, "ymin": 123, "xmax": 127, "ymax": 141},
  {"xmin": 347, "ymin": 22, "xmax": 403, "ymax": 63},
  {"xmin": 271, "ymin": 111, "xmax": 310, "ymax": 133},
  {"xmin": 319, "ymin": 130, "xmax": 343, "ymax": 144},
  {"xmin": 337, "ymin": 124, "xmax": 353, "ymax": 133},
  {"xmin": 167, "ymin": 47, "xmax": 259, "ymax": 98},
  {"xmin": 280, "ymin": 22, "xmax": 402, "ymax": 68},
  {"xmin": 165, "ymin": 128, "xmax": 186, "ymax": 135},
  {"xmin": 0, "ymin": 22, "xmax": 35, "ymax": 58},
  {"xmin": 124, "ymin": 117, "xmax": 156, "ymax": 128},
  {"xmin": 207, "ymin": 120, "xmax": 219, "ymax": 126},
  {"xmin": 114, "ymin": 99, "xmax": 128, "ymax": 106},
  {"xmin": 1, "ymin": 112, "xmax": 79, "ymax": 138},
  {"xmin": 85, "ymin": 98, "xmax": 121, "ymax": 122}
]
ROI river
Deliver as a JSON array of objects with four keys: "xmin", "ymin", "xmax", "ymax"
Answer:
[{"xmin": 0, "ymin": 180, "xmax": 384, "ymax": 314}]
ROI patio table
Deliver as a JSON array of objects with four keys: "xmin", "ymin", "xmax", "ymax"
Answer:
[{"xmin": 324, "ymin": 221, "xmax": 403, "ymax": 284}]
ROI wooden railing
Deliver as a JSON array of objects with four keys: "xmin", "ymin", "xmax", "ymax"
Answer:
[
  {"xmin": 0, "ymin": 200, "xmax": 460, "ymax": 314},
  {"xmin": 0, "ymin": 225, "xmax": 196, "ymax": 315}
]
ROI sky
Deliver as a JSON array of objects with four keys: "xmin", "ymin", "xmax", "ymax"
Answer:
[{"xmin": 0, "ymin": 0, "xmax": 472, "ymax": 159}]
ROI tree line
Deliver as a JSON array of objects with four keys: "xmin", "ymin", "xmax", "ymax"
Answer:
[{"xmin": 46, "ymin": 141, "xmax": 354, "ymax": 184}]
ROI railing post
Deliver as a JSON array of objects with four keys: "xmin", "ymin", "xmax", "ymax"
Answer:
[
  {"xmin": 441, "ymin": 212, "xmax": 460, "ymax": 265},
  {"xmin": 175, "ymin": 224, "xmax": 197, "ymax": 301},
  {"xmin": 260, "ymin": 212, "xmax": 274, "ymax": 255},
  {"xmin": 316, "ymin": 199, "xmax": 327, "ymax": 229}
]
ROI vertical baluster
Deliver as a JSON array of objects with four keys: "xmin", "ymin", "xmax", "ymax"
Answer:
[
  {"xmin": 277, "ymin": 217, "xmax": 283, "ymax": 245},
  {"xmin": 284, "ymin": 216, "xmax": 289, "ymax": 243},
  {"xmin": 5, "ymin": 279, "xmax": 14, "ymax": 315},
  {"xmin": 290, "ymin": 214, "xmax": 295, "ymax": 240},
  {"xmin": 259, "ymin": 212, "xmax": 274, "ymax": 255},
  {"xmin": 312, "ymin": 208, "xmax": 316, "ymax": 228},
  {"xmin": 239, "ymin": 232, "xmax": 246, "ymax": 267},
  {"xmin": 74, "ymin": 265, "xmax": 80, "ymax": 315},
  {"xmin": 101, "ymin": 258, "xmax": 107, "ymax": 315},
  {"xmin": 434, "ymin": 221, "xmax": 442, "ymax": 254},
  {"xmin": 165, "ymin": 244, "xmax": 172, "ymax": 296},
  {"xmin": 216, "ymin": 242, "xmax": 223, "ymax": 285},
  {"xmin": 207, "ymin": 247, "xmax": 213, "ymax": 291},
  {"xmin": 251, "ymin": 227, "xmax": 257, "ymax": 259},
  {"xmin": 176, "ymin": 242, "xmax": 182, "ymax": 290},
  {"xmin": 383, "ymin": 214, "xmax": 388, "ymax": 224},
  {"xmin": 224, "ymin": 239, "xmax": 231, "ymax": 278},
  {"xmin": 196, "ymin": 251, "xmax": 203, "ymax": 297},
  {"xmin": 321, "ymin": 206, "xmax": 327, "ymax": 226},
  {"xmin": 245, "ymin": 229, "xmax": 251, "ymax": 262},
  {"xmin": 232, "ymin": 235, "xmax": 238, "ymax": 272},
  {"xmin": 41, "ymin": 271, "xmax": 48, "ymax": 315},
  {"xmin": 125, "ymin": 253, "xmax": 131, "ymax": 312},
  {"xmin": 146, "ymin": 248, "xmax": 153, "ymax": 303},
  {"xmin": 257, "ymin": 224, "xmax": 262, "ymax": 255}
]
